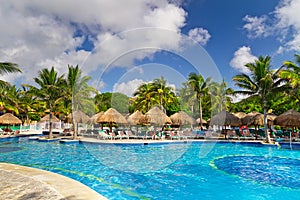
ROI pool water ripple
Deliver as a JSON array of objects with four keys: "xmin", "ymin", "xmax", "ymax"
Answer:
[{"xmin": 213, "ymin": 155, "xmax": 300, "ymax": 189}]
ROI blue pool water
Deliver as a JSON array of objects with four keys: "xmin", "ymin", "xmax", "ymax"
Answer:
[{"xmin": 1, "ymin": 137, "xmax": 300, "ymax": 200}]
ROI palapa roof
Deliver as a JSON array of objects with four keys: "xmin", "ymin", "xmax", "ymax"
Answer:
[
  {"xmin": 97, "ymin": 108, "xmax": 127, "ymax": 124},
  {"xmin": 274, "ymin": 110, "xmax": 300, "ymax": 127},
  {"xmin": 170, "ymin": 111, "xmax": 195, "ymax": 125},
  {"xmin": 67, "ymin": 110, "xmax": 90, "ymax": 124},
  {"xmin": 39, "ymin": 114, "xmax": 60, "ymax": 123},
  {"xmin": 127, "ymin": 110, "xmax": 144, "ymax": 125},
  {"xmin": 196, "ymin": 118, "xmax": 207, "ymax": 124},
  {"xmin": 210, "ymin": 111, "xmax": 241, "ymax": 126},
  {"xmin": 143, "ymin": 106, "xmax": 172, "ymax": 125},
  {"xmin": 0, "ymin": 113, "xmax": 22, "ymax": 125},
  {"xmin": 233, "ymin": 112, "xmax": 247, "ymax": 119},
  {"xmin": 90, "ymin": 112, "xmax": 104, "ymax": 124},
  {"xmin": 243, "ymin": 112, "xmax": 276, "ymax": 126},
  {"xmin": 242, "ymin": 111, "xmax": 261, "ymax": 125}
]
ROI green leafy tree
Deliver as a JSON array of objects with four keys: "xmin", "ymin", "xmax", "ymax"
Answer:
[
  {"xmin": 232, "ymin": 55, "xmax": 285, "ymax": 143},
  {"xmin": 0, "ymin": 62, "xmax": 21, "ymax": 89},
  {"xmin": 30, "ymin": 67, "xmax": 65, "ymax": 139},
  {"xmin": 63, "ymin": 65, "xmax": 97, "ymax": 139},
  {"xmin": 188, "ymin": 72, "xmax": 211, "ymax": 128}
]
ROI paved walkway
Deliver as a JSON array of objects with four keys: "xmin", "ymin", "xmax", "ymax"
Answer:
[{"xmin": 0, "ymin": 163, "xmax": 106, "ymax": 200}]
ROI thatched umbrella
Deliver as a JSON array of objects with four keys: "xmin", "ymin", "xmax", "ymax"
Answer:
[
  {"xmin": 39, "ymin": 114, "xmax": 60, "ymax": 123},
  {"xmin": 90, "ymin": 112, "xmax": 104, "ymax": 124},
  {"xmin": 127, "ymin": 110, "xmax": 144, "ymax": 125},
  {"xmin": 97, "ymin": 108, "xmax": 127, "ymax": 132},
  {"xmin": 242, "ymin": 111, "xmax": 261, "ymax": 125},
  {"xmin": 210, "ymin": 111, "xmax": 241, "ymax": 127},
  {"xmin": 210, "ymin": 111, "xmax": 241, "ymax": 139},
  {"xmin": 274, "ymin": 110, "xmax": 300, "ymax": 127},
  {"xmin": 196, "ymin": 118, "xmax": 207, "ymax": 125},
  {"xmin": 250, "ymin": 113, "xmax": 277, "ymax": 126},
  {"xmin": 67, "ymin": 110, "xmax": 90, "ymax": 124},
  {"xmin": 171, "ymin": 111, "xmax": 195, "ymax": 126},
  {"xmin": 233, "ymin": 112, "xmax": 247, "ymax": 119},
  {"xmin": 0, "ymin": 113, "xmax": 22, "ymax": 124},
  {"xmin": 143, "ymin": 106, "xmax": 172, "ymax": 125}
]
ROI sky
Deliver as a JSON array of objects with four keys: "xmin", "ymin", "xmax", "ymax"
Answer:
[{"xmin": 1, "ymin": 0, "xmax": 300, "ymax": 102}]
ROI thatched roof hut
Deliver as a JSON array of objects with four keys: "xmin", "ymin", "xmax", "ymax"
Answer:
[
  {"xmin": 210, "ymin": 111, "xmax": 241, "ymax": 126},
  {"xmin": 274, "ymin": 110, "xmax": 300, "ymax": 127},
  {"xmin": 0, "ymin": 113, "xmax": 22, "ymax": 124},
  {"xmin": 171, "ymin": 111, "xmax": 195, "ymax": 125},
  {"xmin": 127, "ymin": 110, "xmax": 144, "ymax": 125},
  {"xmin": 67, "ymin": 110, "xmax": 90, "ymax": 124},
  {"xmin": 90, "ymin": 112, "xmax": 104, "ymax": 124},
  {"xmin": 39, "ymin": 114, "xmax": 60, "ymax": 123},
  {"xmin": 97, "ymin": 108, "xmax": 127, "ymax": 124},
  {"xmin": 143, "ymin": 106, "xmax": 172, "ymax": 125}
]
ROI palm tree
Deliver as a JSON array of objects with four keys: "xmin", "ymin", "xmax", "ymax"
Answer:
[
  {"xmin": 0, "ymin": 62, "xmax": 21, "ymax": 89},
  {"xmin": 188, "ymin": 72, "xmax": 211, "ymax": 128},
  {"xmin": 279, "ymin": 53, "xmax": 300, "ymax": 88},
  {"xmin": 64, "ymin": 65, "xmax": 96, "ymax": 139},
  {"xmin": 232, "ymin": 55, "xmax": 285, "ymax": 143},
  {"xmin": 31, "ymin": 67, "xmax": 65, "ymax": 139},
  {"xmin": 133, "ymin": 83, "xmax": 156, "ymax": 113},
  {"xmin": 152, "ymin": 77, "xmax": 177, "ymax": 113},
  {"xmin": 210, "ymin": 80, "xmax": 235, "ymax": 114}
]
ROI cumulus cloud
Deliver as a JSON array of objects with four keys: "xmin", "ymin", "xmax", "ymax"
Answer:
[
  {"xmin": 243, "ymin": 0, "xmax": 300, "ymax": 52},
  {"xmin": 188, "ymin": 27, "xmax": 211, "ymax": 45},
  {"xmin": 113, "ymin": 79, "xmax": 145, "ymax": 97},
  {"xmin": 230, "ymin": 46, "xmax": 257, "ymax": 74},
  {"xmin": 243, "ymin": 15, "xmax": 269, "ymax": 38},
  {"xmin": 0, "ymin": 0, "xmax": 197, "ymax": 86}
]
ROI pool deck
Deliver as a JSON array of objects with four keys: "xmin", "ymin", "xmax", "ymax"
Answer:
[{"xmin": 0, "ymin": 163, "xmax": 106, "ymax": 200}]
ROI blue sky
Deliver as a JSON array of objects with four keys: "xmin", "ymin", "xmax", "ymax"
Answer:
[{"xmin": 1, "ymin": 0, "xmax": 299, "ymax": 101}]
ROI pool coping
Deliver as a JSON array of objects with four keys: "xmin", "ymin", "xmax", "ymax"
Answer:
[{"xmin": 0, "ymin": 162, "xmax": 107, "ymax": 200}]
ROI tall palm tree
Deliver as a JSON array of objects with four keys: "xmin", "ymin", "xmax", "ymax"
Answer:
[
  {"xmin": 152, "ymin": 77, "xmax": 176, "ymax": 113},
  {"xmin": 188, "ymin": 72, "xmax": 211, "ymax": 128},
  {"xmin": 31, "ymin": 67, "xmax": 65, "ymax": 139},
  {"xmin": 210, "ymin": 80, "xmax": 235, "ymax": 114},
  {"xmin": 64, "ymin": 65, "xmax": 96, "ymax": 139},
  {"xmin": 0, "ymin": 62, "xmax": 21, "ymax": 89},
  {"xmin": 279, "ymin": 53, "xmax": 300, "ymax": 99},
  {"xmin": 133, "ymin": 83, "xmax": 156, "ymax": 113},
  {"xmin": 232, "ymin": 55, "xmax": 285, "ymax": 143}
]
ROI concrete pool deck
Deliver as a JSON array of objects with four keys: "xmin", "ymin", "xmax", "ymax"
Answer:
[{"xmin": 0, "ymin": 163, "xmax": 106, "ymax": 200}]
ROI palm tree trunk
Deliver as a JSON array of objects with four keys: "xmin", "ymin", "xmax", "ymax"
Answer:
[
  {"xmin": 263, "ymin": 96, "xmax": 271, "ymax": 143},
  {"xmin": 71, "ymin": 103, "xmax": 77, "ymax": 140},
  {"xmin": 199, "ymin": 95, "xmax": 203, "ymax": 129},
  {"xmin": 49, "ymin": 105, "xmax": 53, "ymax": 139}
]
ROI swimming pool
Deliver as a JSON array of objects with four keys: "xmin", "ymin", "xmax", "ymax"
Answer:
[{"xmin": 0, "ymin": 137, "xmax": 300, "ymax": 200}]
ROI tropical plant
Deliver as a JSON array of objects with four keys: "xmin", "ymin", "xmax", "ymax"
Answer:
[
  {"xmin": 29, "ymin": 67, "xmax": 65, "ymax": 139},
  {"xmin": 63, "ymin": 65, "xmax": 97, "ymax": 139},
  {"xmin": 188, "ymin": 72, "xmax": 212, "ymax": 128},
  {"xmin": 232, "ymin": 55, "xmax": 286, "ymax": 143},
  {"xmin": 0, "ymin": 62, "xmax": 21, "ymax": 89},
  {"xmin": 133, "ymin": 82, "xmax": 156, "ymax": 113},
  {"xmin": 210, "ymin": 80, "xmax": 235, "ymax": 114}
]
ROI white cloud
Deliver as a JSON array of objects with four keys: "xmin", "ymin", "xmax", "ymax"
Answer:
[
  {"xmin": 243, "ymin": 0, "xmax": 300, "ymax": 52},
  {"xmin": 230, "ymin": 46, "xmax": 257, "ymax": 74},
  {"xmin": 113, "ymin": 79, "xmax": 145, "ymax": 97},
  {"xmin": 188, "ymin": 27, "xmax": 211, "ymax": 45},
  {"xmin": 231, "ymin": 93, "xmax": 249, "ymax": 103},
  {"xmin": 0, "ymin": 0, "xmax": 198, "ymax": 86},
  {"xmin": 243, "ymin": 15, "xmax": 269, "ymax": 38}
]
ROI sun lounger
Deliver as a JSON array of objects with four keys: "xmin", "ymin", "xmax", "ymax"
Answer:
[
  {"xmin": 125, "ymin": 130, "xmax": 138, "ymax": 139},
  {"xmin": 98, "ymin": 130, "xmax": 112, "ymax": 140}
]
